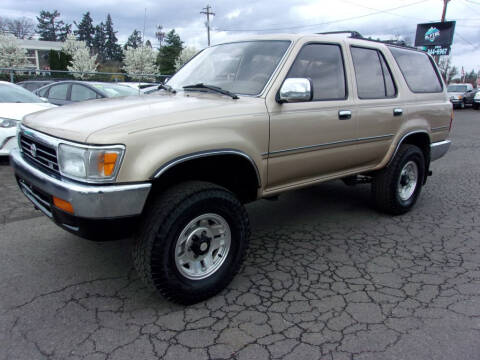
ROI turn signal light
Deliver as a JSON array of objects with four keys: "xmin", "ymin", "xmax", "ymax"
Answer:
[
  {"xmin": 98, "ymin": 152, "xmax": 118, "ymax": 176},
  {"xmin": 53, "ymin": 196, "xmax": 74, "ymax": 214}
]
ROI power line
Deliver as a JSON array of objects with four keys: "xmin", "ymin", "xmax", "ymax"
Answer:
[{"xmin": 215, "ymin": 0, "xmax": 429, "ymax": 32}]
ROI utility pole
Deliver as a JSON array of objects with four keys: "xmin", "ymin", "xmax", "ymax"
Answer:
[
  {"xmin": 435, "ymin": 0, "xmax": 451, "ymax": 64},
  {"xmin": 201, "ymin": 5, "xmax": 215, "ymax": 46}
]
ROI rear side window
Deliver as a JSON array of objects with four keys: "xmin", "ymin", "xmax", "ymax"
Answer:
[
  {"xmin": 389, "ymin": 47, "xmax": 442, "ymax": 93},
  {"xmin": 287, "ymin": 43, "xmax": 346, "ymax": 101},
  {"xmin": 71, "ymin": 85, "xmax": 98, "ymax": 102},
  {"xmin": 350, "ymin": 47, "xmax": 396, "ymax": 99}
]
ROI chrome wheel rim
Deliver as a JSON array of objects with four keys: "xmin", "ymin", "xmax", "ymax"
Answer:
[
  {"xmin": 174, "ymin": 213, "xmax": 231, "ymax": 280},
  {"xmin": 397, "ymin": 160, "xmax": 418, "ymax": 201}
]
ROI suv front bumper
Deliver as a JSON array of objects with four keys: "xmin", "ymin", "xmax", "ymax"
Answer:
[{"xmin": 10, "ymin": 148, "xmax": 151, "ymax": 240}]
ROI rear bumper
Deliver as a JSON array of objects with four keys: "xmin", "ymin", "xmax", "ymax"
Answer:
[
  {"xmin": 10, "ymin": 148, "xmax": 151, "ymax": 240},
  {"xmin": 430, "ymin": 140, "xmax": 451, "ymax": 162}
]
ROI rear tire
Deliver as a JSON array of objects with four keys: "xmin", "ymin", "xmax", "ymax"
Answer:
[
  {"xmin": 133, "ymin": 181, "xmax": 250, "ymax": 305},
  {"xmin": 372, "ymin": 144, "xmax": 425, "ymax": 215}
]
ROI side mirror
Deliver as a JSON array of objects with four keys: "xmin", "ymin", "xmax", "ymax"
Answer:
[{"xmin": 278, "ymin": 78, "xmax": 313, "ymax": 103}]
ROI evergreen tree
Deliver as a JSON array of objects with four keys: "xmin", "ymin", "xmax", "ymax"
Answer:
[
  {"xmin": 104, "ymin": 14, "xmax": 122, "ymax": 61},
  {"xmin": 74, "ymin": 12, "xmax": 95, "ymax": 48},
  {"xmin": 48, "ymin": 49, "xmax": 71, "ymax": 70},
  {"xmin": 157, "ymin": 29, "xmax": 183, "ymax": 75},
  {"xmin": 93, "ymin": 22, "xmax": 106, "ymax": 60},
  {"xmin": 36, "ymin": 10, "xmax": 70, "ymax": 41},
  {"xmin": 124, "ymin": 29, "xmax": 143, "ymax": 50}
]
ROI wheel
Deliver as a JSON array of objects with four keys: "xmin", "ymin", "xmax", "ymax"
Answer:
[
  {"xmin": 474, "ymin": 103, "xmax": 479, "ymax": 110},
  {"xmin": 133, "ymin": 181, "xmax": 250, "ymax": 305},
  {"xmin": 372, "ymin": 144, "xmax": 425, "ymax": 215}
]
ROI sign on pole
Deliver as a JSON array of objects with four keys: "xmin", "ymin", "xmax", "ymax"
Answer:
[{"xmin": 415, "ymin": 21, "xmax": 456, "ymax": 47}]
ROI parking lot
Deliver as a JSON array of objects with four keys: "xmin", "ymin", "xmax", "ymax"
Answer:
[{"xmin": 1, "ymin": 109, "xmax": 479, "ymax": 360}]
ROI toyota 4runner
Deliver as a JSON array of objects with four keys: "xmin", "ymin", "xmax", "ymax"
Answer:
[{"xmin": 10, "ymin": 33, "xmax": 452, "ymax": 304}]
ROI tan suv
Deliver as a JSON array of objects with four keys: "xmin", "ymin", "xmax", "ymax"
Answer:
[{"xmin": 10, "ymin": 33, "xmax": 452, "ymax": 304}]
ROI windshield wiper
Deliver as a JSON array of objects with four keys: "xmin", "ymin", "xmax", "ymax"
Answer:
[
  {"xmin": 157, "ymin": 83, "xmax": 176, "ymax": 94},
  {"xmin": 183, "ymin": 83, "xmax": 239, "ymax": 99}
]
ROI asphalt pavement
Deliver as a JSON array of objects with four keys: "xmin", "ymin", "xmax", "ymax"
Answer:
[{"xmin": 1, "ymin": 109, "xmax": 479, "ymax": 360}]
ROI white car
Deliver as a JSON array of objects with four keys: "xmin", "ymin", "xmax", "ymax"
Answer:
[{"xmin": 0, "ymin": 81, "xmax": 56, "ymax": 156}]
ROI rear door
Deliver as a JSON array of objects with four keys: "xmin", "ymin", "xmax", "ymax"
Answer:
[{"xmin": 347, "ymin": 45, "xmax": 401, "ymax": 167}]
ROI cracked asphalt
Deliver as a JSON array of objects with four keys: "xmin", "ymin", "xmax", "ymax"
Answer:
[{"xmin": 1, "ymin": 109, "xmax": 480, "ymax": 360}]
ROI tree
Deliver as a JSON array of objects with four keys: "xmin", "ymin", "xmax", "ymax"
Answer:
[
  {"xmin": 5, "ymin": 17, "xmax": 35, "ymax": 39},
  {"xmin": 62, "ymin": 34, "xmax": 97, "ymax": 78},
  {"xmin": 74, "ymin": 12, "xmax": 95, "ymax": 48},
  {"xmin": 104, "ymin": 14, "xmax": 122, "ymax": 61},
  {"xmin": 123, "ymin": 45, "xmax": 159, "ymax": 80},
  {"xmin": 175, "ymin": 46, "xmax": 198, "ymax": 70},
  {"xmin": 48, "ymin": 49, "xmax": 71, "ymax": 70},
  {"xmin": 157, "ymin": 29, "xmax": 183, "ymax": 75},
  {"xmin": 124, "ymin": 29, "xmax": 142, "ymax": 50},
  {"xmin": 93, "ymin": 22, "xmax": 106, "ymax": 60},
  {"xmin": 0, "ymin": 33, "xmax": 28, "ymax": 67},
  {"xmin": 36, "ymin": 10, "xmax": 71, "ymax": 41}
]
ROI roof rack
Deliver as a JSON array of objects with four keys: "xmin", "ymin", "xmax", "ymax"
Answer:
[
  {"xmin": 316, "ymin": 30, "xmax": 419, "ymax": 51},
  {"xmin": 316, "ymin": 31, "xmax": 363, "ymax": 39}
]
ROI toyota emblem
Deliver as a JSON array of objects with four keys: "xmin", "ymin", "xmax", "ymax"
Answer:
[{"xmin": 30, "ymin": 143, "xmax": 37, "ymax": 157}]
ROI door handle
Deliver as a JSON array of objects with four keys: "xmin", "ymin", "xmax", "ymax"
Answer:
[
  {"xmin": 393, "ymin": 108, "xmax": 403, "ymax": 116},
  {"xmin": 338, "ymin": 110, "xmax": 352, "ymax": 120}
]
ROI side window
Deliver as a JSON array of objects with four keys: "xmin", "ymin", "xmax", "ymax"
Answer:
[
  {"xmin": 37, "ymin": 86, "xmax": 49, "ymax": 97},
  {"xmin": 48, "ymin": 84, "xmax": 69, "ymax": 100},
  {"xmin": 287, "ymin": 43, "xmax": 346, "ymax": 101},
  {"xmin": 389, "ymin": 47, "xmax": 442, "ymax": 93},
  {"xmin": 71, "ymin": 85, "xmax": 98, "ymax": 102},
  {"xmin": 351, "ymin": 47, "xmax": 396, "ymax": 99}
]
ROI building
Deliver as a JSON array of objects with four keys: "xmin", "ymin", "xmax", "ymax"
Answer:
[{"xmin": 16, "ymin": 39, "xmax": 64, "ymax": 70}]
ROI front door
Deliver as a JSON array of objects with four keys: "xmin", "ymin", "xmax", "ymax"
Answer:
[{"xmin": 266, "ymin": 42, "xmax": 358, "ymax": 190}]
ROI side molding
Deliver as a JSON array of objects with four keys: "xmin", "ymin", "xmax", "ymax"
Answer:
[{"xmin": 151, "ymin": 149, "xmax": 262, "ymax": 187}]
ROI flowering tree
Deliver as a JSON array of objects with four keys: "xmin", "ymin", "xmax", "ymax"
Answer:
[
  {"xmin": 0, "ymin": 33, "xmax": 28, "ymax": 68},
  {"xmin": 122, "ymin": 45, "xmax": 159, "ymax": 80},
  {"xmin": 175, "ymin": 46, "xmax": 198, "ymax": 70},
  {"xmin": 61, "ymin": 34, "xmax": 97, "ymax": 79}
]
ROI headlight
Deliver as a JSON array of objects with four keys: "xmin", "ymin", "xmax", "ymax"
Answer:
[
  {"xmin": 0, "ymin": 118, "xmax": 18, "ymax": 128},
  {"xmin": 475, "ymin": 92, "xmax": 480, "ymax": 99},
  {"xmin": 58, "ymin": 143, "xmax": 125, "ymax": 182}
]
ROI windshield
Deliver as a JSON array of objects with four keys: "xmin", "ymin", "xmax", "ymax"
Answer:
[
  {"xmin": 0, "ymin": 83, "xmax": 43, "ymax": 103},
  {"xmin": 167, "ymin": 40, "xmax": 291, "ymax": 96},
  {"xmin": 91, "ymin": 83, "xmax": 140, "ymax": 97},
  {"xmin": 447, "ymin": 85, "xmax": 468, "ymax": 92}
]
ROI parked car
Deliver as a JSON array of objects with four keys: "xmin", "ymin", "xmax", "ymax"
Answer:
[
  {"xmin": 11, "ymin": 33, "xmax": 452, "ymax": 304},
  {"xmin": 17, "ymin": 80, "xmax": 55, "ymax": 93},
  {"xmin": 447, "ymin": 83, "xmax": 473, "ymax": 109},
  {"xmin": 462, "ymin": 88, "xmax": 480, "ymax": 109},
  {"xmin": 0, "ymin": 81, "xmax": 55, "ymax": 157},
  {"xmin": 35, "ymin": 81, "xmax": 140, "ymax": 105}
]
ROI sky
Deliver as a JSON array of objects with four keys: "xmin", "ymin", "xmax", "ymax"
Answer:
[{"xmin": 2, "ymin": 0, "xmax": 480, "ymax": 71}]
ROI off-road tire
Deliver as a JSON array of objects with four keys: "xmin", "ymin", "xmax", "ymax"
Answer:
[
  {"xmin": 372, "ymin": 144, "xmax": 425, "ymax": 215},
  {"xmin": 133, "ymin": 181, "xmax": 250, "ymax": 305}
]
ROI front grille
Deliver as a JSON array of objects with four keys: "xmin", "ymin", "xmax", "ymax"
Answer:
[{"xmin": 20, "ymin": 133, "xmax": 59, "ymax": 173}]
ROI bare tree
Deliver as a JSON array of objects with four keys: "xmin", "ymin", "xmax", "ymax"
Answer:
[{"xmin": 7, "ymin": 17, "xmax": 35, "ymax": 39}]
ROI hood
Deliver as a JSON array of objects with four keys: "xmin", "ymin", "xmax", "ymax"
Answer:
[
  {"xmin": 22, "ymin": 93, "xmax": 266, "ymax": 143},
  {"xmin": 1, "ymin": 102, "xmax": 56, "ymax": 121}
]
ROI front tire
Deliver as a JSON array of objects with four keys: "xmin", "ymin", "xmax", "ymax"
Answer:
[
  {"xmin": 133, "ymin": 181, "xmax": 250, "ymax": 305},
  {"xmin": 372, "ymin": 144, "xmax": 425, "ymax": 215}
]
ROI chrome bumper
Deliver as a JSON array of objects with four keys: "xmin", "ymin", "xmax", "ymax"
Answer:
[
  {"xmin": 10, "ymin": 148, "xmax": 151, "ymax": 219},
  {"xmin": 430, "ymin": 140, "xmax": 451, "ymax": 162}
]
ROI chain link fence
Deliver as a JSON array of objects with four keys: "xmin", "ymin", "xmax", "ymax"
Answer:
[{"xmin": 0, "ymin": 68, "xmax": 170, "ymax": 84}]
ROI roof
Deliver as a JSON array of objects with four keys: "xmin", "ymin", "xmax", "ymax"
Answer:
[{"xmin": 16, "ymin": 39, "xmax": 64, "ymax": 51}]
